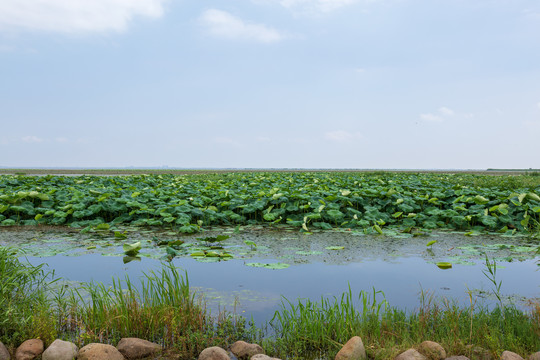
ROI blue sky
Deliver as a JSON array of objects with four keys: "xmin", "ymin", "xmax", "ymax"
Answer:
[{"xmin": 1, "ymin": 0, "xmax": 539, "ymax": 169}]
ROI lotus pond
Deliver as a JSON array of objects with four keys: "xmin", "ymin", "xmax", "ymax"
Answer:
[
  {"xmin": 1, "ymin": 172, "xmax": 540, "ymax": 322},
  {"xmin": 1, "ymin": 225, "xmax": 538, "ymax": 326}
]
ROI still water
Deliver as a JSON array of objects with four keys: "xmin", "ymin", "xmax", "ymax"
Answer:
[{"xmin": 1, "ymin": 228, "xmax": 538, "ymax": 325}]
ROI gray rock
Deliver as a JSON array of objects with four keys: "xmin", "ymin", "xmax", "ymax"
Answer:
[
  {"xmin": 15, "ymin": 339, "xmax": 43, "ymax": 360},
  {"xmin": 77, "ymin": 343, "xmax": 124, "ymax": 360},
  {"xmin": 0, "ymin": 342, "xmax": 10, "ymax": 360},
  {"xmin": 445, "ymin": 357, "xmax": 470, "ymax": 360},
  {"xmin": 418, "ymin": 341, "xmax": 446, "ymax": 360},
  {"xmin": 395, "ymin": 349, "xmax": 428, "ymax": 360},
  {"xmin": 335, "ymin": 336, "xmax": 366, "ymax": 360},
  {"xmin": 117, "ymin": 338, "xmax": 161, "ymax": 359},
  {"xmin": 198, "ymin": 347, "xmax": 230, "ymax": 360},
  {"xmin": 529, "ymin": 352, "xmax": 540, "ymax": 360},
  {"xmin": 42, "ymin": 339, "xmax": 78, "ymax": 360},
  {"xmin": 501, "ymin": 351, "xmax": 524, "ymax": 360},
  {"xmin": 230, "ymin": 341, "xmax": 264, "ymax": 359}
]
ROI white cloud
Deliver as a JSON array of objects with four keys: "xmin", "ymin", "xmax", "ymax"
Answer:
[
  {"xmin": 324, "ymin": 130, "xmax": 363, "ymax": 142},
  {"xmin": 438, "ymin": 106, "xmax": 454, "ymax": 116},
  {"xmin": 199, "ymin": 9, "xmax": 285, "ymax": 43},
  {"xmin": 279, "ymin": 0, "xmax": 359, "ymax": 12},
  {"xmin": 537, "ymin": 102, "xmax": 540, "ymax": 110},
  {"xmin": 21, "ymin": 136, "xmax": 43, "ymax": 143},
  {"xmin": 55, "ymin": 137, "xmax": 68, "ymax": 143},
  {"xmin": 420, "ymin": 113, "xmax": 444, "ymax": 123},
  {"xmin": 0, "ymin": 0, "xmax": 166, "ymax": 33}
]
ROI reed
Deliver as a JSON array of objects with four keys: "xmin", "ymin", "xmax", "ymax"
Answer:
[{"xmin": 265, "ymin": 286, "xmax": 540, "ymax": 359}]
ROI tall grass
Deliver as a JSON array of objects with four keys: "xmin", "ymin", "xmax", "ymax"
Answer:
[
  {"xmin": 62, "ymin": 263, "xmax": 251, "ymax": 357},
  {"xmin": 0, "ymin": 247, "xmax": 58, "ymax": 345},
  {"xmin": 266, "ymin": 286, "xmax": 540, "ymax": 360}
]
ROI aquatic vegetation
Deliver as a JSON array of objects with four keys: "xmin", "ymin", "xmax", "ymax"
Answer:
[{"xmin": 0, "ymin": 172, "xmax": 539, "ymax": 235}]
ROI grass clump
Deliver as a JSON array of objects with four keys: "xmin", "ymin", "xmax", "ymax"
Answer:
[
  {"xmin": 0, "ymin": 247, "xmax": 58, "ymax": 345},
  {"xmin": 66, "ymin": 264, "xmax": 251, "ymax": 357},
  {"xmin": 266, "ymin": 287, "xmax": 540, "ymax": 360}
]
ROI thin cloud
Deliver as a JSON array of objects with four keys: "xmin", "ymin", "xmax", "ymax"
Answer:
[
  {"xmin": 199, "ymin": 9, "xmax": 285, "ymax": 43},
  {"xmin": 324, "ymin": 130, "xmax": 363, "ymax": 142},
  {"xmin": 420, "ymin": 113, "xmax": 444, "ymax": 123},
  {"xmin": 0, "ymin": 0, "xmax": 166, "ymax": 33},
  {"xmin": 420, "ymin": 106, "xmax": 457, "ymax": 123},
  {"xmin": 280, "ymin": 0, "xmax": 359, "ymax": 12},
  {"xmin": 438, "ymin": 107, "xmax": 454, "ymax": 116},
  {"xmin": 21, "ymin": 136, "xmax": 44, "ymax": 143},
  {"xmin": 537, "ymin": 101, "xmax": 540, "ymax": 110}
]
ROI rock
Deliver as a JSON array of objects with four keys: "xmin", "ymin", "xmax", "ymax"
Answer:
[
  {"xmin": 0, "ymin": 341, "xmax": 10, "ymax": 360},
  {"xmin": 199, "ymin": 347, "xmax": 230, "ymax": 360},
  {"xmin": 15, "ymin": 339, "xmax": 43, "ymax": 360},
  {"xmin": 250, "ymin": 355, "xmax": 281, "ymax": 360},
  {"xmin": 335, "ymin": 336, "xmax": 367, "ymax": 360},
  {"xmin": 230, "ymin": 341, "xmax": 264, "ymax": 359},
  {"xmin": 77, "ymin": 343, "xmax": 125, "ymax": 360},
  {"xmin": 117, "ymin": 338, "xmax": 161, "ymax": 359},
  {"xmin": 445, "ymin": 357, "xmax": 470, "ymax": 360},
  {"xmin": 418, "ymin": 341, "xmax": 446, "ymax": 360},
  {"xmin": 42, "ymin": 339, "xmax": 78, "ymax": 360},
  {"xmin": 501, "ymin": 352, "xmax": 524, "ymax": 360},
  {"xmin": 395, "ymin": 349, "xmax": 428, "ymax": 360},
  {"xmin": 529, "ymin": 352, "xmax": 540, "ymax": 360}
]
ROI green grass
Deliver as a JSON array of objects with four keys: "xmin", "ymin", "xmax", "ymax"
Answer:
[
  {"xmin": 0, "ymin": 247, "xmax": 58, "ymax": 345},
  {"xmin": 264, "ymin": 287, "xmax": 540, "ymax": 360}
]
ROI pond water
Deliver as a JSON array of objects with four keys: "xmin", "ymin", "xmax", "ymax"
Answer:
[{"xmin": 1, "ymin": 227, "xmax": 539, "ymax": 326}]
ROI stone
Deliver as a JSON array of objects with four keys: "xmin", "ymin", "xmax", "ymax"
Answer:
[
  {"xmin": 198, "ymin": 346, "xmax": 230, "ymax": 360},
  {"xmin": 418, "ymin": 341, "xmax": 446, "ymax": 360},
  {"xmin": 117, "ymin": 338, "xmax": 161, "ymax": 359},
  {"xmin": 445, "ymin": 357, "xmax": 470, "ymax": 360},
  {"xmin": 230, "ymin": 341, "xmax": 264, "ymax": 359},
  {"xmin": 42, "ymin": 339, "xmax": 78, "ymax": 360},
  {"xmin": 335, "ymin": 336, "xmax": 367, "ymax": 360},
  {"xmin": 77, "ymin": 343, "xmax": 124, "ymax": 360},
  {"xmin": 529, "ymin": 352, "xmax": 540, "ymax": 360},
  {"xmin": 0, "ymin": 341, "xmax": 10, "ymax": 360},
  {"xmin": 250, "ymin": 355, "xmax": 281, "ymax": 360},
  {"xmin": 501, "ymin": 351, "xmax": 524, "ymax": 360},
  {"xmin": 15, "ymin": 339, "xmax": 43, "ymax": 360},
  {"xmin": 394, "ymin": 349, "xmax": 428, "ymax": 360}
]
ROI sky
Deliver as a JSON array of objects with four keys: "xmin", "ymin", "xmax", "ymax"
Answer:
[{"xmin": 1, "ymin": 0, "xmax": 539, "ymax": 169}]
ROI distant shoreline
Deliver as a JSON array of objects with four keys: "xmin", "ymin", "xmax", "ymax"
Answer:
[{"xmin": 0, "ymin": 168, "xmax": 538, "ymax": 176}]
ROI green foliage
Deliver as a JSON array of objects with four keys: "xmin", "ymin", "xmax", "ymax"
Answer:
[{"xmin": 1, "ymin": 172, "xmax": 539, "ymax": 234}]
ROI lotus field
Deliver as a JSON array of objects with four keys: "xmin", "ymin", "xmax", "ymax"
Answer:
[{"xmin": 1, "ymin": 172, "xmax": 540, "ymax": 236}]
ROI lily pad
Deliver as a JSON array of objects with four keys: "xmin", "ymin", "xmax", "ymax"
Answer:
[
  {"xmin": 436, "ymin": 262, "xmax": 453, "ymax": 269},
  {"xmin": 245, "ymin": 262, "xmax": 290, "ymax": 270}
]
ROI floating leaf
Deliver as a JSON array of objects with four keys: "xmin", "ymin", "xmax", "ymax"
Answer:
[
  {"xmin": 325, "ymin": 246, "xmax": 345, "ymax": 250},
  {"xmin": 436, "ymin": 262, "xmax": 453, "ymax": 269},
  {"xmin": 426, "ymin": 240, "xmax": 437, "ymax": 247},
  {"xmin": 245, "ymin": 262, "xmax": 290, "ymax": 270}
]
